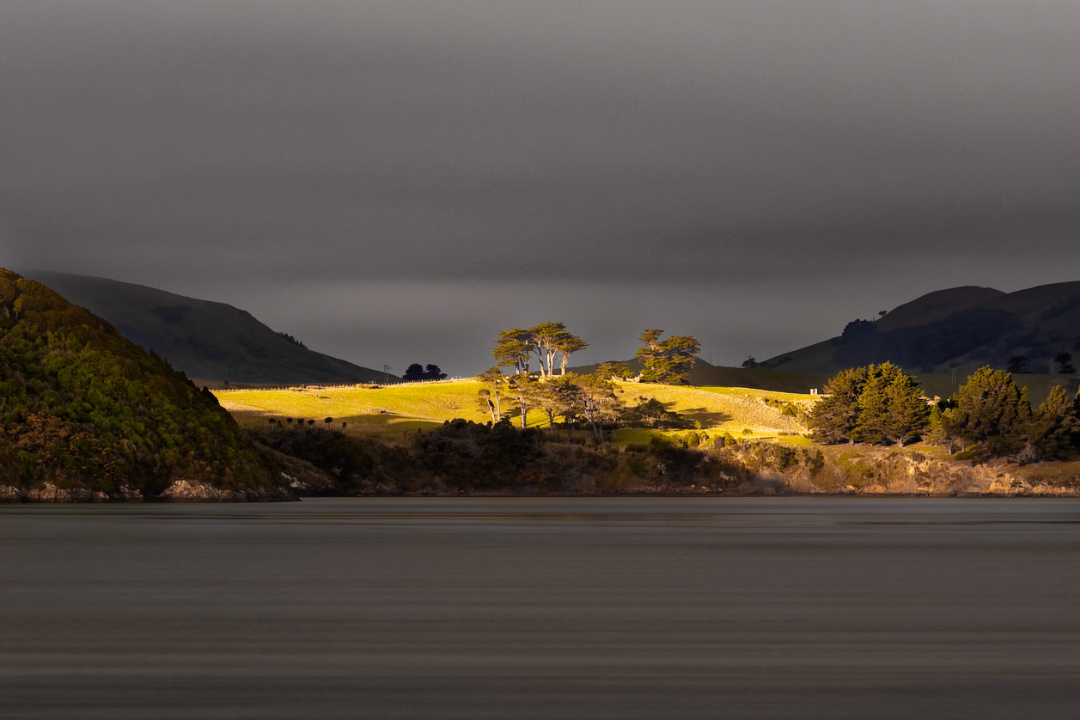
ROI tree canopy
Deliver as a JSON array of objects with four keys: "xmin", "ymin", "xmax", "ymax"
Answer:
[
  {"xmin": 403, "ymin": 363, "xmax": 448, "ymax": 382},
  {"xmin": 0, "ymin": 269, "xmax": 282, "ymax": 497},
  {"xmin": 807, "ymin": 364, "xmax": 928, "ymax": 446},
  {"xmin": 941, "ymin": 366, "xmax": 1031, "ymax": 457},
  {"xmin": 635, "ymin": 329, "xmax": 701, "ymax": 385},
  {"xmin": 493, "ymin": 323, "xmax": 587, "ymax": 377}
]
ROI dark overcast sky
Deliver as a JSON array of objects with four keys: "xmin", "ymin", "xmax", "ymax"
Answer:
[{"xmin": 5, "ymin": 1, "xmax": 1080, "ymax": 375}]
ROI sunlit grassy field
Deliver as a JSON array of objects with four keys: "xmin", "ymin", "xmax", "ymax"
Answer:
[{"xmin": 216, "ymin": 379, "xmax": 817, "ymax": 441}]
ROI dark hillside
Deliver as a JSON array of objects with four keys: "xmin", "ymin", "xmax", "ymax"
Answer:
[
  {"xmin": 873, "ymin": 286, "xmax": 1004, "ymax": 331},
  {"xmin": 763, "ymin": 281, "xmax": 1080, "ymax": 376},
  {"xmin": 0, "ymin": 270, "xmax": 292, "ymax": 500},
  {"xmin": 20, "ymin": 270, "xmax": 389, "ymax": 385}
]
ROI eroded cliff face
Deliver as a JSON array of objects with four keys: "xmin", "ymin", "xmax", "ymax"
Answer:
[{"xmin": 735, "ymin": 446, "xmax": 1080, "ymax": 497}]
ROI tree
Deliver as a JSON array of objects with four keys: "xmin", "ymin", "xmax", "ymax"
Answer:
[
  {"xmin": 841, "ymin": 319, "xmax": 877, "ymax": 340},
  {"xmin": 941, "ymin": 366, "xmax": 1031, "ymax": 457},
  {"xmin": 1027, "ymin": 385, "xmax": 1079, "ymax": 460},
  {"xmin": 556, "ymin": 333, "xmax": 588, "ymax": 375},
  {"xmin": 527, "ymin": 322, "xmax": 566, "ymax": 377},
  {"xmin": 506, "ymin": 372, "xmax": 540, "ymax": 429},
  {"xmin": 493, "ymin": 328, "xmax": 532, "ymax": 374},
  {"xmin": 493, "ymin": 323, "xmax": 587, "ymax": 377},
  {"xmin": 853, "ymin": 363, "xmax": 929, "ymax": 446},
  {"xmin": 476, "ymin": 367, "xmax": 506, "ymax": 423},
  {"xmin": 1055, "ymin": 353, "xmax": 1075, "ymax": 374},
  {"xmin": 1007, "ymin": 355, "xmax": 1030, "ymax": 374},
  {"xmin": 570, "ymin": 374, "xmax": 622, "ymax": 442},
  {"xmin": 807, "ymin": 366, "xmax": 869, "ymax": 444},
  {"xmin": 404, "ymin": 363, "xmax": 448, "ymax": 381},
  {"xmin": 636, "ymin": 329, "xmax": 701, "ymax": 385},
  {"xmin": 596, "ymin": 361, "xmax": 633, "ymax": 381},
  {"xmin": 535, "ymin": 374, "xmax": 578, "ymax": 428}
]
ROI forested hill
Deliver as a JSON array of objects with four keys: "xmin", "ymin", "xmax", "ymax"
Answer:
[
  {"xmin": 20, "ymin": 270, "xmax": 388, "ymax": 385},
  {"xmin": 0, "ymin": 269, "xmax": 291, "ymax": 500},
  {"xmin": 761, "ymin": 282, "xmax": 1080, "ymax": 375}
]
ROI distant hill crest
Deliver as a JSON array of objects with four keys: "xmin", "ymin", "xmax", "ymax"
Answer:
[
  {"xmin": 19, "ymin": 270, "xmax": 388, "ymax": 385},
  {"xmin": 763, "ymin": 281, "xmax": 1080, "ymax": 375}
]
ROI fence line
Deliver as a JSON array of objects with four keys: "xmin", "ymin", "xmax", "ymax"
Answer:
[{"xmin": 215, "ymin": 377, "xmax": 471, "ymax": 392}]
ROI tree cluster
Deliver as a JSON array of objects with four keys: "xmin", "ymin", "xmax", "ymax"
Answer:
[
  {"xmin": 810, "ymin": 361, "xmax": 1080, "ymax": 461},
  {"xmin": 936, "ymin": 367, "xmax": 1079, "ymax": 460},
  {"xmin": 807, "ymin": 363, "xmax": 930, "ymax": 446},
  {"xmin": 402, "ymin": 363, "xmax": 448, "ymax": 382},
  {"xmin": 492, "ymin": 322, "xmax": 588, "ymax": 377},
  {"xmin": 476, "ymin": 369, "xmax": 621, "ymax": 441}
]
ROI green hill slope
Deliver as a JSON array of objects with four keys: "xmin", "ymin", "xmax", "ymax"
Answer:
[
  {"xmin": 763, "ymin": 281, "xmax": 1080, "ymax": 376},
  {"xmin": 0, "ymin": 269, "xmax": 294, "ymax": 501},
  {"xmin": 20, "ymin": 270, "xmax": 388, "ymax": 385}
]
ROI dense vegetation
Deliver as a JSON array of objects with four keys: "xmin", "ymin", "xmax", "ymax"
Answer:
[
  {"xmin": 808, "ymin": 361, "xmax": 1080, "ymax": 463},
  {"xmin": 251, "ymin": 416, "xmax": 778, "ymax": 495},
  {"xmin": 937, "ymin": 367, "xmax": 1079, "ymax": 461},
  {"xmin": 0, "ymin": 270, "xmax": 286, "ymax": 498}
]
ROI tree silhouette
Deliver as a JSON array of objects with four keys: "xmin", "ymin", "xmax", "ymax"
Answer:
[
  {"xmin": 636, "ymin": 329, "xmax": 701, "ymax": 384},
  {"xmin": 1007, "ymin": 355, "xmax": 1029, "ymax": 374}
]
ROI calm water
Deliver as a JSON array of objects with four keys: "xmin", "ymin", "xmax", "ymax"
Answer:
[{"xmin": 2, "ymin": 497, "xmax": 1079, "ymax": 719}]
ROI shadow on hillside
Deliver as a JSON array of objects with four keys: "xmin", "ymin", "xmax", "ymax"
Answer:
[
  {"xmin": 231, "ymin": 409, "xmax": 444, "ymax": 439},
  {"xmin": 679, "ymin": 407, "xmax": 732, "ymax": 428}
]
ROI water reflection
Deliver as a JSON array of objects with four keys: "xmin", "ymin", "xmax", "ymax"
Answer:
[{"xmin": 2, "ymin": 498, "xmax": 1079, "ymax": 719}]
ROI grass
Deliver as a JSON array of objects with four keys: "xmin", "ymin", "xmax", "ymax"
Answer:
[
  {"xmin": 217, "ymin": 380, "xmax": 497, "ymax": 437},
  {"xmin": 216, "ymin": 378, "xmax": 820, "ymax": 442}
]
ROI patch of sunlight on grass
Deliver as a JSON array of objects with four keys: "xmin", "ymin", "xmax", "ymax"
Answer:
[
  {"xmin": 612, "ymin": 381, "xmax": 810, "ymax": 437},
  {"xmin": 218, "ymin": 378, "xmax": 815, "ymax": 440}
]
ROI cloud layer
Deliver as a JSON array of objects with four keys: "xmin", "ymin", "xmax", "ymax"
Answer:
[{"xmin": 5, "ymin": 1, "xmax": 1080, "ymax": 373}]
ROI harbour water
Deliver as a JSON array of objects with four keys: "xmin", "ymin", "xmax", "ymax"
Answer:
[{"xmin": 2, "ymin": 497, "xmax": 1079, "ymax": 719}]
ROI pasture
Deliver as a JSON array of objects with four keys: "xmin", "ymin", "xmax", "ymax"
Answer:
[{"xmin": 215, "ymin": 379, "xmax": 816, "ymax": 441}]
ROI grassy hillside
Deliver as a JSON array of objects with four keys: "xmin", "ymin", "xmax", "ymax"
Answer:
[
  {"xmin": 572, "ymin": 357, "xmax": 830, "ymax": 395},
  {"xmin": 216, "ymin": 378, "xmax": 814, "ymax": 441},
  {"xmin": 20, "ymin": 270, "xmax": 389, "ymax": 385}
]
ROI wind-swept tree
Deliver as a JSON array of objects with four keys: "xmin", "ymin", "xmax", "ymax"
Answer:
[
  {"xmin": 556, "ymin": 333, "xmax": 589, "ymax": 375},
  {"xmin": 635, "ymin": 329, "xmax": 701, "ymax": 385},
  {"xmin": 494, "ymin": 323, "xmax": 587, "ymax": 377},
  {"xmin": 527, "ymin": 322, "xmax": 566, "ymax": 377},
  {"xmin": 493, "ymin": 329, "xmax": 533, "ymax": 374}
]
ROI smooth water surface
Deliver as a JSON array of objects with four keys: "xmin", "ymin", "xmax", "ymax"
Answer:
[{"xmin": 2, "ymin": 497, "xmax": 1079, "ymax": 719}]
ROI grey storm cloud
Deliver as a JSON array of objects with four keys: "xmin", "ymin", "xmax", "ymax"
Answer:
[{"xmin": 4, "ymin": 1, "xmax": 1080, "ymax": 373}]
